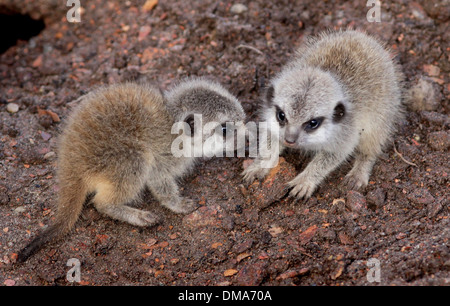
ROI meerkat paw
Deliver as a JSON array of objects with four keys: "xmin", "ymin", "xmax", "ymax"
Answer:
[
  {"xmin": 135, "ymin": 210, "xmax": 161, "ymax": 227},
  {"xmin": 287, "ymin": 174, "xmax": 318, "ymax": 199},
  {"xmin": 242, "ymin": 162, "xmax": 270, "ymax": 185},
  {"xmin": 343, "ymin": 171, "xmax": 369, "ymax": 190},
  {"xmin": 164, "ymin": 198, "xmax": 199, "ymax": 215}
]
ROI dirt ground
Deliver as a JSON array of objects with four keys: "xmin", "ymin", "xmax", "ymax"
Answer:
[{"xmin": 0, "ymin": 0, "xmax": 449, "ymax": 286}]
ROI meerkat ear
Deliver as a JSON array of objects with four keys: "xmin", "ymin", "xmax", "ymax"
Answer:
[
  {"xmin": 264, "ymin": 85, "xmax": 275, "ymax": 106},
  {"xmin": 184, "ymin": 114, "xmax": 195, "ymax": 137},
  {"xmin": 332, "ymin": 102, "xmax": 346, "ymax": 123}
]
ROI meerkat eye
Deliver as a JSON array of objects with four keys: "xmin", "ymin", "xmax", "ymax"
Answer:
[
  {"xmin": 184, "ymin": 114, "xmax": 195, "ymax": 136},
  {"xmin": 275, "ymin": 106, "xmax": 286, "ymax": 125},
  {"xmin": 304, "ymin": 117, "xmax": 324, "ymax": 132},
  {"xmin": 221, "ymin": 123, "xmax": 227, "ymax": 137}
]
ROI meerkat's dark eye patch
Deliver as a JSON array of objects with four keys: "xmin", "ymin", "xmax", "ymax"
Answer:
[
  {"xmin": 304, "ymin": 117, "xmax": 324, "ymax": 132},
  {"xmin": 275, "ymin": 105, "xmax": 287, "ymax": 126},
  {"xmin": 333, "ymin": 102, "xmax": 346, "ymax": 123},
  {"xmin": 265, "ymin": 85, "xmax": 275, "ymax": 105},
  {"xmin": 184, "ymin": 114, "xmax": 195, "ymax": 136}
]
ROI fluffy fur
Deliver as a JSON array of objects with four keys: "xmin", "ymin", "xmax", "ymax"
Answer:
[
  {"xmin": 18, "ymin": 79, "xmax": 245, "ymax": 262},
  {"xmin": 243, "ymin": 29, "xmax": 404, "ymax": 199}
]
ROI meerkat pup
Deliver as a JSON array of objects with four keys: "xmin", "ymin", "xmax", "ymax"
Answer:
[
  {"xmin": 243, "ymin": 29, "xmax": 403, "ymax": 199},
  {"xmin": 18, "ymin": 79, "xmax": 245, "ymax": 262}
]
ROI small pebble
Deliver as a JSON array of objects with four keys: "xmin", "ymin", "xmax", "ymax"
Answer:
[
  {"xmin": 44, "ymin": 151, "xmax": 56, "ymax": 160},
  {"xmin": 6, "ymin": 103, "xmax": 19, "ymax": 113},
  {"xmin": 14, "ymin": 206, "xmax": 26, "ymax": 214},
  {"xmin": 230, "ymin": 3, "xmax": 248, "ymax": 14}
]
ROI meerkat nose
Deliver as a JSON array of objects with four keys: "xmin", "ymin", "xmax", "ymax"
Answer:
[
  {"xmin": 284, "ymin": 127, "xmax": 299, "ymax": 145},
  {"xmin": 284, "ymin": 137, "xmax": 296, "ymax": 145}
]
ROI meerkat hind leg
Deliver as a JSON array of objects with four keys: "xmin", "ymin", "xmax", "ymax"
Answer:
[
  {"xmin": 147, "ymin": 176, "xmax": 197, "ymax": 214},
  {"xmin": 93, "ymin": 180, "xmax": 159, "ymax": 227}
]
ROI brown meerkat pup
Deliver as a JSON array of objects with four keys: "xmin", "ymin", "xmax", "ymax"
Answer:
[
  {"xmin": 18, "ymin": 79, "xmax": 245, "ymax": 262},
  {"xmin": 243, "ymin": 29, "xmax": 403, "ymax": 199}
]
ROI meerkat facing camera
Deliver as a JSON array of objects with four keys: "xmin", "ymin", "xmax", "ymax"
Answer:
[
  {"xmin": 18, "ymin": 79, "xmax": 245, "ymax": 262},
  {"xmin": 243, "ymin": 29, "xmax": 403, "ymax": 199}
]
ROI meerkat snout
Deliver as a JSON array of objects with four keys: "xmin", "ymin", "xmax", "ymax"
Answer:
[
  {"xmin": 18, "ymin": 78, "xmax": 245, "ymax": 262},
  {"xmin": 243, "ymin": 29, "xmax": 404, "ymax": 199}
]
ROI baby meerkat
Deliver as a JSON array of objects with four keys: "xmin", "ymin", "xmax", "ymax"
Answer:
[
  {"xmin": 243, "ymin": 29, "xmax": 403, "ymax": 199},
  {"xmin": 18, "ymin": 79, "xmax": 245, "ymax": 262}
]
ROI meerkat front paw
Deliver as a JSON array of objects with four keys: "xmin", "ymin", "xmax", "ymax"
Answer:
[
  {"xmin": 242, "ymin": 161, "xmax": 271, "ymax": 185},
  {"xmin": 287, "ymin": 174, "xmax": 318, "ymax": 199},
  {"xmin": 343, "ymin": 173, "xmax": 369, "ymax": 190},
  {"xmin": 165, "ymin": 198, "xmax": 199, "ymax": 215},
  {"xmin": 343, "ymin": 164, "xmax": 370, "ymax": 190},
  {"xmin": 135, "ymin": 210, "xmax": 161, "ymax": 227}
]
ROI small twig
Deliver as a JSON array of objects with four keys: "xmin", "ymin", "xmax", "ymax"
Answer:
[
  {"xmin": 236, "ymin": 44, "xmax": 264, "ymax": 55},
  {"xmin": 393, "ymin": 142, "xmax": 418, "ymax": 167}
]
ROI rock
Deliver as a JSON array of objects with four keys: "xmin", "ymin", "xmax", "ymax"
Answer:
[
  {"xmin": 40, "ymin": 131, "xmax": 52, "ymax": 141},
  {"xmin": 44, "ymin": 151, "xmax": 56, "ymax": 160},
  {"xmin": 420, "ymin": 111, "xmax": 450, "ymax": 126},
  {"xmin": 366, "ymin": 188, "xmax": 387, "ymax": 210},
  {"xmin": 427, "ymin": 201, "xmax": 443, "ymax": 218},
  {"xmin": 421, "ymin": 0, "xmax": 450, "ymax": 21},
  {"xmin": 236, "ymin": 261, "xmax": 267, "ymax": 286},
  {"xmin": 230, "ymin": 3, "xmax": 248, "ymax": 14},
  {"xmin": 0, "ymin": 184, "xmax": 10, "ymax": 205},
  {"xmin": 298, "ymin": 225, "xmax": 318, "ymax": 245},
  {"xmin": 427, "ymin": 131, "xmax": 450, "ymax": 151},
  {"xmin": 423, "ymin": 64, "xmax": 440, "ymax": 77},
  {"xmin": 14, "ymin": 206, "xmax": 26, "ymax": 214},
  {"xmin": 6, "ymin": 103, "xmax": 19, "ymax": 113},
  {"xmin": 407, "ymin": 188, "xmax": 435, "ymax": 205},
  {"xmin": 346, "ymin": 191, "xmax": 368, "ymax": 213},
  {"xmin": 232, "ymin": 238, "xmax": 254, "ymax": 253},
  {"xmin": 330, "ymin": 198, "xmax": 346, "ymax": 214},
  {"xmin": 406, "ymin": 77, "xmax": 440, "ymax": 111},
  {"xmin": 276, "ymin": 268, "xmax": 309, "ymax": 280},
  {"xmin": 138, "ymin": 25, "xmax": 152, "ymax": 42},
  {"xmin": 142, "ymin": 0, "xmax": 158, "ymax": 12},
  {"xmin": 182, "ymin": 205, "xmax": 230, "ymax": 230},
  {"xmin": 338, "ymin": 232, "xmax": 354, "ymax": 245},
  {"xmin": 248, "ymin": 157, "xmax": 296, "ymax": 208}
]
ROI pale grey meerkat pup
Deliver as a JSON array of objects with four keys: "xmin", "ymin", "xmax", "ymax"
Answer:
[
  {"xmin": 18, "ymin": 79, "xmax": 245, "ymax": 262},
  {"xmin": 243, "ymin": 29, "xmax": 403, "ymax": 199}
]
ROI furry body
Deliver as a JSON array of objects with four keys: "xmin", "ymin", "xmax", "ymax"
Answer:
[
  {"xmin": 18, "ymin": 79, "xmax": 245, "ymax": 262},
  {"xmin": 243, "ymin": 30, "xmax": 403, "ymax": 198}
]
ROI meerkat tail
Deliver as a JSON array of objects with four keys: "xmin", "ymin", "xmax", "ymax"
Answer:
[{"xmin": 17, "ymin": 179, "xmax": 87, "ymax": 263}]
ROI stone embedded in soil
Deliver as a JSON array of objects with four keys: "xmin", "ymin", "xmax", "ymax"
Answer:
[
  {"xmin": 427, "ymin": 131, "xmax": 450, "ymax": 151},
  {"xmin": 420, "ymin": 111, "xmax": 450, "ymax": 126},
  {"xmin": 182, "ymin": 205, "xmax": 232, "ymax": 230},
  {"xmin": 298, "ymin": 224, "xmax": 318, "ymax": 245},
  {"xmin": 427, "ymin": 201, "xmax": 443, "ymax": 218},
  {"xmin": 423, "ymin": 64, "xmax": 440, "ymax": 77},
  {"xmin": 407, "ymin": 188, "xmax": 435, "ymax": 205},
  {"xmin": 346, "ymin": 191, "xmax": 368, "ymax": 213},
  {"xmin": 6, "ymin": 103, "xmax": 19, "ymax": 113},
  {"xmin": 236, "ymin": 261, "xmax": 267, "ymax": 286},
  {"xmin": 276, "ymin": 268, "xmax": 309, "ymax": 280},
  {"xmin": 366, "ymin": 188, "xmax": 387, "ymax": 210},
  {"xmin": 0, "ymin": 184, "xmax": 9, "ymax": 205},
  {"xmin": 247, "ymin": 157, "xmax": 297, "ymax": 208},
  {"xmin": 230, "ymin": 3, "xmax": 248, "ymax": 14}
]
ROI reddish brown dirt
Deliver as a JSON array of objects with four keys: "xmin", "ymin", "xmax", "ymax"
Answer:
[{"xmin": 0, "ymin": 0, "xmax": 448, "ymax": 286}]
